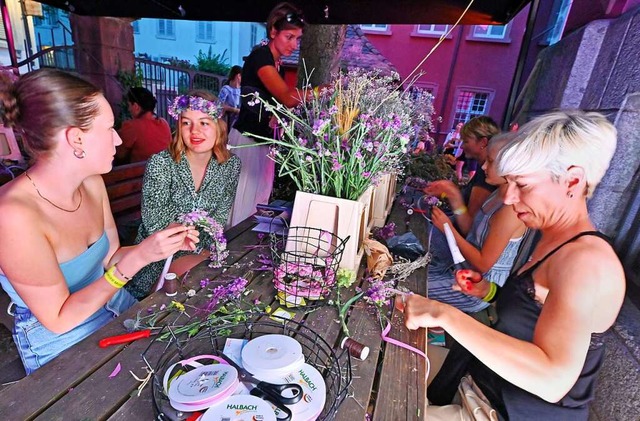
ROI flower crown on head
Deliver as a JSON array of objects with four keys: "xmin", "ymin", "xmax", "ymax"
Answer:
[{"xmin": 167, "ymin": 95, "xmax": 223, "ymax": 121}]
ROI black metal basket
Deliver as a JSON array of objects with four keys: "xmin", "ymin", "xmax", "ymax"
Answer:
[
  {"xmin": 145, "ymin": 316, "xmax": 352, "ymax": 420},
  {"xmin": 270, "ymin": 226, "xmax": 349, "ymax": 308}
]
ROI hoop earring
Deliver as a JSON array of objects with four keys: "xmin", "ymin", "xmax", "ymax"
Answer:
[{"xmin": 74, "ymin": 149, "xmax": 86, "ymax": 159}]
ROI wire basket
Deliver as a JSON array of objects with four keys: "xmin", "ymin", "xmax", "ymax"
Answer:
[
  {"xmin": 270, "ymin": 226, "xmax": 349, "ymax": 308},
  {"xmin": 145, "ymin": 316, "xmax": 352, "ymax": 420}
]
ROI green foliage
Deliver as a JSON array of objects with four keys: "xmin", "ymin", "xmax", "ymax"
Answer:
[
  {"xmin": 115, "ymin": 67, "xmax": 144, "ymax": 128},
  {"xmin": 404, "ymin": 153, "xmax": 456, "ymax": 183},
  {"xmin": 195, "ymin": 46, "xmax": 231, "ymax": 76}
]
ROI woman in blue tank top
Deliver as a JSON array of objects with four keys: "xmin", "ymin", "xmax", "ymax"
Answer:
[
  {"xmin": 0, "ymin": 69, "xmax": 200, "ymax": 374},
  {"xmin": 399, "ymin": 111, "xmax": 625, "ymax": 420},
  {"xmin": 427, "ymin": 132, "xmax": 528, "ymax": 314}
]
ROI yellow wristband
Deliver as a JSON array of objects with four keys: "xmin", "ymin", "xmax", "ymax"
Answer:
[
  {"xmin": 453, "ymin": 205, "xmax": 468, "ymax": 215},
  {"xmin": 105, "ymin": 266, "xmax": 126, "ymax": 289},
  {"xmin": 482, "ymin": 281, "xmax": 498, "ymax": 303}
]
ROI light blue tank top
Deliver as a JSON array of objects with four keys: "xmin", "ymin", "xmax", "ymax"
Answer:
[{"xmin": 0, "ymin": 232, "xmax": 109, "ymax": 307}]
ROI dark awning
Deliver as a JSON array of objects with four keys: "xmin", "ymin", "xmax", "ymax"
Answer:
[{"xmin": 35, "ymin": 0, "xmax": 530, "ymax": 24}]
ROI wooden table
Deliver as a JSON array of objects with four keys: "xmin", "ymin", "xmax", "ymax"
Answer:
[{"xmin": 0, "ymin": 203, "xmax": 428, "ymax": 420}]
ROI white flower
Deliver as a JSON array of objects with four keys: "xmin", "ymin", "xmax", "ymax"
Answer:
[{"xmin": 187, "ymin": 289, "xmax": 196, "ymax": 297}]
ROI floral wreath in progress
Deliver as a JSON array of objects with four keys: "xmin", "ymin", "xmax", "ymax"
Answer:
[
  {"xmin": 177, "ymin": 210, "xmax": 229, "ymax": 268},
  {"xmin": 167, "ymin": 95, "xmax": 223, "ymax": 120}
]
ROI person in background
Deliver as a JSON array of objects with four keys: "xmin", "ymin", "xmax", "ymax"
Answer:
[
  {"xmin": 219, "ymin": 65, "xmax": 242, "ymax": 131},
  {"xmin": 116, "ymin": 87, "xmax": 172, "ymax": 164},
  {"xmin": 125, "ymin": 90, "xmax": 241, "ymax": 300},
  {"xmin": 425, "ymin": 116, "xmax": 500, "ymax": 235},
  {"xmin": 442, "ymin": 122, "xmax": 463, "ymax": 155},
  {"xmin": 229, "ymin": 2, "xmax": 321, "ymax": 227},
  {"xmin": 427, "ymin": 132, "xmax": 527, "ymax": 318},
  {"xmin": 0, "ymin": 69, "xmax": 198, "ymax": 373},
  {"xmin": 400, "ymin": 111, "xmax": 624, "ymax": 420}
]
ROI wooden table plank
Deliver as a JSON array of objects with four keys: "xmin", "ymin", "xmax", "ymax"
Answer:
[{"xmin": 372, "ymin": 200, "xmax": 429, "ymax": 421}]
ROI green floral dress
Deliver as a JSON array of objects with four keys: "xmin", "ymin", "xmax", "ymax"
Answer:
[{"xmin": 125, "ymin": 150, "xmax": 241, "ymax": 299}]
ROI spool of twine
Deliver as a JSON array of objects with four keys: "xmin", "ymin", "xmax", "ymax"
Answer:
[
  {"xmin": 164, "ymin": 272, "xmax": 178, "ymax": 296},
  {"xmin": 341, "ymin": 337, "xmax": 370, "ymax": 360}
]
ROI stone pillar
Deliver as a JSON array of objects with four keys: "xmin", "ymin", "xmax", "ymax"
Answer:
[{"xmin": 69, "ymin": 15, "xmax": 135, "ymax": 114}]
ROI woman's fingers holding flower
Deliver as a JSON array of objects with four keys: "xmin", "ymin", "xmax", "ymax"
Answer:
[{"xmin": 430, "ymin": 207, "xmax": 450, "ymax": 231}]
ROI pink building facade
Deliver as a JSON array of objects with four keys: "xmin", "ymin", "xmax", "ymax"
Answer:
[{"xmin": 361, "ymin": 9, "xmax": 529, "ymax": 143}]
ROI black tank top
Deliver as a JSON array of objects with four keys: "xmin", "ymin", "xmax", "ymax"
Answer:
[{"xmin": 429, "ymin": 231, "xmax": 611, "ymax": 420}]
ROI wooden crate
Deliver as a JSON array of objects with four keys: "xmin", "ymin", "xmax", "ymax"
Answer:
[
  {"xmin": 288, "ymin": 190, "xmax": 373, "ymax": 271},
  {"xmin": 372, "ymin": 173, "xmax": 398, "ymax": 227}
]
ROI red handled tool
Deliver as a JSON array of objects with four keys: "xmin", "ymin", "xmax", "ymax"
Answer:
[{"xmin": 99, "ymin": 329, "xmax": 154, "ymax": 348}]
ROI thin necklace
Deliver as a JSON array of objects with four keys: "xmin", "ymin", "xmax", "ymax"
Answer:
[{"xmin": 24, "ymin": 171, "xmax": 83, "ymax": 213}]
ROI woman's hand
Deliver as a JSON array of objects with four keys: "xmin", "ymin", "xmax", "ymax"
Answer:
[
  {"xmin": 395, "ymin": 293, "xmax": 446, "ymax": 330},
  {"xmin": 430, "ymin": 206, "xmax": 452, "ymax": 232},
  {"xmin": 453, "ymin": 269, "xmax": 489, "ymax": 299},
  {"xmin": 138, "ymin": 225, "xmax": 199, "ymax": 263},
  {"xmin": 424, "ymin": 180, "xmax": 463, "ymax": 208}
]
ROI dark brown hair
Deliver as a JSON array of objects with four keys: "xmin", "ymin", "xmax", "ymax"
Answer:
[
  {"xmin": 126, "ymin": 87, "xmax": 157, "ymax": 113},
  {"xmin": 0, "ymin": 68, "xmax": 101, "ymax": 158},
  {"xmin": 169, "ymin": 90, "xmax": 231, "ymax": 164},
  {"xmin": 267, "ymin": 2, "xmax": 305, "ymax": 38}
]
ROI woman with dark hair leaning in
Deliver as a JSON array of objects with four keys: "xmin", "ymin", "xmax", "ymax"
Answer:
[
  {"xmin": 228, "ymin": 2, "xmax": 322, "ymax": 226},
  {"xmin": 0, "ymin": 69, "xmax": 199, "ymax": 373},
  {"xmin": 398, "ymin": 110, "xmax": 625, "ymax": 419}
]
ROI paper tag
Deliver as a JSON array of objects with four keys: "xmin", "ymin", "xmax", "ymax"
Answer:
[
  {"xmin": 223, "ymin": 338, "xmax": 248, "ymax": 367},
  {"xmin": 269, "ymin": 307, "xmax": 296, "ymax": 323}
]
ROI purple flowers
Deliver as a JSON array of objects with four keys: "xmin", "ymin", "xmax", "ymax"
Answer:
[
  {"xmin": 177, "ymin": 210, "xmax": 228, "ymax": 268},
  {"xmin": 205, "ymin": 277, "xmax": 248, "ymax": 312},
  {"xmin": 371, "ymin": 222, "xmax": 397, "ymax": 242},
  {"xmin": 168, "ymin": 95, "xmax": 223, "ymax": 121}
]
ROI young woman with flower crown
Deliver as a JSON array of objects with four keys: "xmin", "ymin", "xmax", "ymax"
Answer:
[
  {"xmin": 125, "ymin": 90, "xmax": 241, "ymax": 300},
  {"xmin": 229, "ymin": 2, "xmax": 317, "ymax": 226},
  {"xmin": 0, "ymin": 69, "xmax": 199, "ymax": 373}
]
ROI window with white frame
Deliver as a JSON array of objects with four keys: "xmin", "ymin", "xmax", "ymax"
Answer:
[
  {"xmin": 156, "ymin": 19, "xmax": 175, "ymax": 39},
  {"xmin": 360, "ymin": 24, "xmax": 389, "ymax": 32},
  {"xmin": 416, "ymin": 24, "xmax": 450, "ymax": 36},
  {"xmin": 196, "ymin": 22, "xmax": 214, "ymax": 42},
  {"xmin": 452, "ymin": 90, "xmax": 491, "ymax": 127},
  {"xmin": 131, "ymin": 20, "xmax": 140, "ymax": 34},
  {"xmin": 472, "ymin": 24, "xmax": 508, "ymax": 40}
]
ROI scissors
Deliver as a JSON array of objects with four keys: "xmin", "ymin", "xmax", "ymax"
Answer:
[{"xmin": 221, "ymin": 354, "xmax": 303, "ymax": 421}]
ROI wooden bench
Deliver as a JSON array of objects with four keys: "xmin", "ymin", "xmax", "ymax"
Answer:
[{"xmin": 101, "ymin": 161, "xmax": 146, "ymax": 246}]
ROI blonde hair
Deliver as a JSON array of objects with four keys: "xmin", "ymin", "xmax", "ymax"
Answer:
[
  {"xmin": 460, "ymin": 116, "xmax": 500, "ymax": 140},
  {"xmin": 487, "ymin": 131, "xmax": 517, "ymax": 155},
  {"xmin": 169, "ymin": 89, "xmax": 230, "ymax": 164},
  {"xmin": 496, "ymin": 110, "xmax": 617, "ymax": 198}
]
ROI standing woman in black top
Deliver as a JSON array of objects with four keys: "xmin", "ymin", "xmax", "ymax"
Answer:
[{"xmin": 228, "ymin": 2, "xmax": 309, "ymax": 226}]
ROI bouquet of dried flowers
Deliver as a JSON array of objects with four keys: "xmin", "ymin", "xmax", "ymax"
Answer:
[{"xmin": 241, "ymin": 68, "xmax": 435, "ymax": 201}]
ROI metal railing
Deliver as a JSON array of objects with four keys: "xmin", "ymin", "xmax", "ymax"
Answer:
[{"xmin": 135, "ymin": 58, "xmax": 225, "ymax": 123}]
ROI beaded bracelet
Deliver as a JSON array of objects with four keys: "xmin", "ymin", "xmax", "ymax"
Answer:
[
  {"xmin": 105, "ymin": 266, "xmax": 126, "ymax": 289},
  {"xmin": 114, "ymin": 264, "xmax": 132, "ymax": 281},
  {"xmin": 482, "ymin": 281, "xmax": 498, "ymax": 303}
]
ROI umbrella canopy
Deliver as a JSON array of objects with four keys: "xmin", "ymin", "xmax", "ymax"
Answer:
[{"xmin": 36, "ymin": 0, "xmax": 530, "ymax": 24}]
